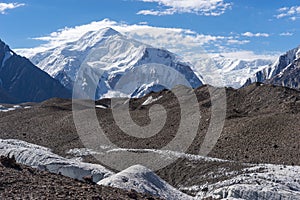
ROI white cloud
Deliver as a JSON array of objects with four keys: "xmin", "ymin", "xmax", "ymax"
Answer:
[
  {"xmin": 16, "ymin": 19, "xmax": 250, "ymax": 60},
  {"xmin": 276, "ymin": 6, "xmax": 300, "ymax": 20},
  {"xmin": 226, "ymin": 39, "xmax": 250, "ymax": 45},
  {"xmin": 279, "ymin": 32, "xmax": 293, "ymax": 36},
  {"xmin": 136, "ymin": 0, "xmax": 232, "ymax": 16},
  {"xmin": 0, "ymin": 2, "xmax": 24, "ymax": 14},
  {"xmin": 242, "ymin": 32, "xmax": 269, "ymax": 37},
  {"xmin": 137, "ymin": 8, "xmax": 175, "ymax": 16},
  {"xmin": 138, "ymin": 21, "xmax": 149, "ymax": 25}
]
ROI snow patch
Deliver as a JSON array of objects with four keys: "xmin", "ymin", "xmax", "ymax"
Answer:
[
  {"xmin": 95, "ymin": 105, "xmax": 107, "ymax": 109},
  {"xmin": 1, "ymin": 51, "xmax": 13, "ymax": 68},
  {"xmin": 0, "ymin": 105, "xmax": 31, "ymax": 112},
  {"xmin": 142, "ymin": 95, "xmax": 163, "ymax": 106}
]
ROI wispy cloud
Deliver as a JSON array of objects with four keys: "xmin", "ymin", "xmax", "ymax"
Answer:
[
  {"xmin": 275, "ymin": 6, "xmax": 300, "ymax": 21},
  {"xmin": 279, "ymin": 32, "xmax": 293, "ymax": 36},
  {"xmin": 226, "ymin": 39, "xmax": 250, "ymax": 45},
  {"xmin": 242, "ymin": 32, "xmax": 269, "ymax": 37},
  {"xmin": 0, "ymin": 2, "xmax": 24, "ymax": 14},
  {"xmin": 136, "ymin": 0, "xmax": 232, "ymax": 16},
  {"xmin": 16, "ymin": 19, "xmax": 250, "ymax": 60}
]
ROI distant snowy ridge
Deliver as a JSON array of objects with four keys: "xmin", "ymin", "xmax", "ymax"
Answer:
[
  {"xmin": 194, "ymin": 55, "xmax": 274, "ymax": 88},
  {"xmin": 28, "ymin": 27, "xmax": 203, "ymax": 99},
  {"xmin": 0, "ymin": 139, "xmax": 113, "ymax": 183},
  {"xmin": 245, "ymin": 45, "xmax": 300, "ymax": 88}
]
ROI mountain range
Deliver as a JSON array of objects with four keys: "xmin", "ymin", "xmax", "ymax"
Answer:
[
  {"xmin": 1, "ymin": 27, "xmax": 300, "ymax": 104},
  {"xmin": 1, "ymin": 27, "xmax": 300, "ymax": 199},
  {"xmin": 245, "ymin": 46, "xmax": 300, "ymax": 87},
  {"xmin": 194, "ymin": 55, "xmax": 274, "ymax": 88}
]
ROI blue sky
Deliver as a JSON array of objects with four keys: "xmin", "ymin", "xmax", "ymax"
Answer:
[{"xmin": 0, "ymin": 0, "xmax": 300, "ymax": 59}]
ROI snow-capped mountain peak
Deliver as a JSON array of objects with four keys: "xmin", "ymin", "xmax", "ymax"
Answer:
[
  {"xmin": 68, "ymin": 27, "xmax": 121, "ymax": 52},
  {"xmin": 29, "ymin": 27, "xmax": 202, "ymax": 99}
]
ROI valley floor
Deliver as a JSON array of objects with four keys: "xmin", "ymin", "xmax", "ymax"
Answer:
[{"xmin": 1, "ymin": 84, "xmax": 300, "ymax": 199}]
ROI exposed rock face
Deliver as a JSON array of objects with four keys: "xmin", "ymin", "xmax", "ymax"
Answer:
[
  {"xmin": 0, "ymin": 39, "xmax": 71, "ymax": 103},
  {"xmin": 245, "ymin": 46, "xmax": 300, "ymax": 89}
]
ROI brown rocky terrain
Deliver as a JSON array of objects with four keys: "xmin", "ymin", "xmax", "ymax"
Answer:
[{"xmin": 0, "ymin": 83, "xmax": 300, "ymax": 195}]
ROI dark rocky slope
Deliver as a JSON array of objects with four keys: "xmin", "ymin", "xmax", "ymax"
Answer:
[{"xmin": 0, "ymin": 39, "xmax": 71, "ymax": 103}]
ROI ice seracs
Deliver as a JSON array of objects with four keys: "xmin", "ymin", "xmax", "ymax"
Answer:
[
  {"xmin": 196, "ymin": 164, "xmax": 300, "ymax": 199},
  {"xmin": 98, "ymin": 164, "xmax": 194, "ymax": 200},
  {"xmin": 0, "ymin": 139, "xmax": 113, "ymax": 183}
]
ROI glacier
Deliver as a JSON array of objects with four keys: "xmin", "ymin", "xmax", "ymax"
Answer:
[
  {"xmin": 98, "ymin": 165, "xmax": 194, "ymax": 200},
  {"xmin": 0, "ymin": 139, "xmax": 113, "ymax": 183},
  {"xmin": 1, "ymin": 138, "xmax": 300, "ymax": 199},
  {"xmin": 196, "ymin": 164, "xmax": 300, "ymax": 200}
]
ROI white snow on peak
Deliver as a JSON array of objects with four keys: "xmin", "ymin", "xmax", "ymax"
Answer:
[
  {"xmin": 0, "ymin": 139, "xmax": 113, "ymax": 183},
  {"xmin": 27, "ymin": 27, "xmax": 202, "ymax": 99},
  {"xmin": 296, "ymin": 46, "xmax": 300, "ymax": 60},
  {"xmin": 193, "ymin": 56, "xmax": 273, "ymax": 88},
  {"xmin": 98, "ymin": 164, "xmax": 193, "ymax": 200},
  {"xmin": 246, "ymin": 46, "xmax": 300, "ymax": 84}
]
